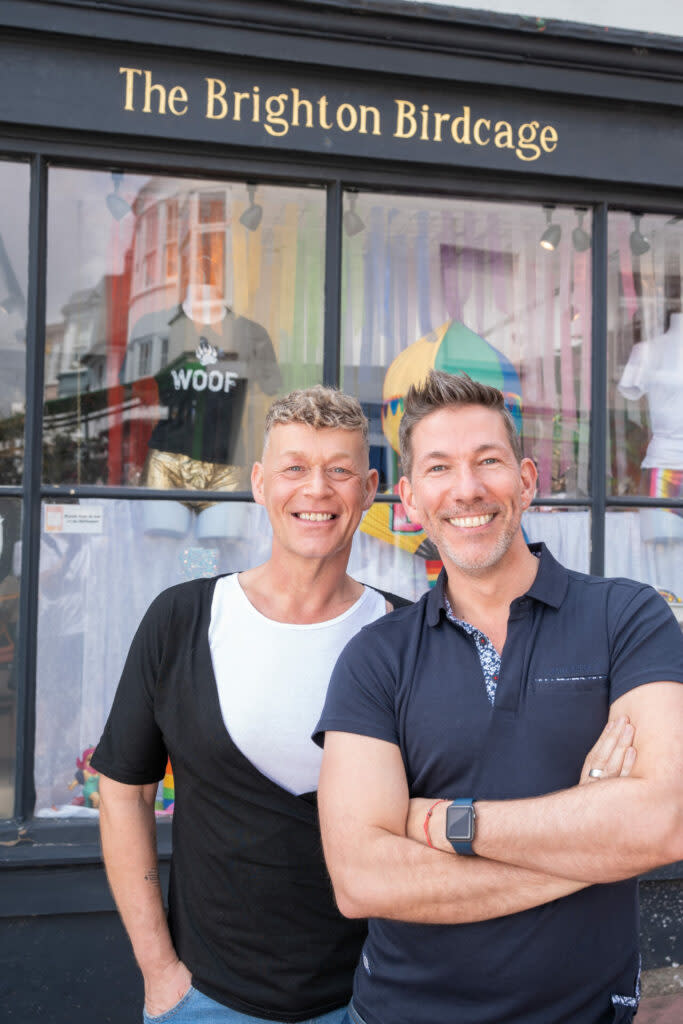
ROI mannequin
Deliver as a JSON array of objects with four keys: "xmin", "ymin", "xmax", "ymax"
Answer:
[
  {"xmin": 140, "ymin": 283, "xmax": 280, "ymax": 537},
  {"xmin": 618, "ymin": 310, "xmax": 683, "ymax": 479},
  {"xmin": 618, "ymin": 309, "xmax": 683, "ymax": 550}
]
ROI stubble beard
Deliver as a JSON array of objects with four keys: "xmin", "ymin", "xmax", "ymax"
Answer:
[{"xmin": 430, "ymin": 509, "xmax": 521, "ymax": 575}]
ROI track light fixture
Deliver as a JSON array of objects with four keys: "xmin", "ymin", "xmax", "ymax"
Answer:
[
  {"xmin": 239, "ymin": 185, "xmax": 263, "ymax": 231},
  {"xmin": 539, "ymin": 205, "xmax": 561, "ymax": 252},
  {"xmin": 343, "ymin": 194, "xmax": 365, "ymax": 237},
  {"xmin": 629, "ymin": 214, "xmax": 650, "ymax": 256},
  {"xmin": 106, "ymin": 171, "xmax": 132, "ymax": 221},
  {"xmin": 571, "ymin": 209, "xmax": 591, "ymax": 253}
]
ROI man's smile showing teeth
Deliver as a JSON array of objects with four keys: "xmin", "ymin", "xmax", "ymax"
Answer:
[
  {"xmin": 295, "ymin": 512, "xmax": 336, "ymax": 521},
  {"xmin": 448, "ymin": 513, "xmax": 494, "ymax": 528}
]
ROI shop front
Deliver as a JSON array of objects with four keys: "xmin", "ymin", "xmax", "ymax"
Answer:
[{"xmin": 0, "ymin": 2, "xmax": 681, "ymax": 1019}]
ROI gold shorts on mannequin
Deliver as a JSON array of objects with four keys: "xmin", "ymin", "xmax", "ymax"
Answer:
[{"xmin": 142, "ymin": 449, "xmax": 245, "ymax": 512}]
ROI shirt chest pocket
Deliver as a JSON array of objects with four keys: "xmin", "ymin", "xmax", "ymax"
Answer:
[{"xmin": 531, "ymin": 670, "xmax": 608, "ymax": 695}]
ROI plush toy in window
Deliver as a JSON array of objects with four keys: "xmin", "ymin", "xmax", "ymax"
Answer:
[
  {"xmin": 68, "ymin": 746, "xmax": 100, "ymax": 809},
  {"xmin": 155, "ymin": 757, "xmax": 175, "ymax": 814}
]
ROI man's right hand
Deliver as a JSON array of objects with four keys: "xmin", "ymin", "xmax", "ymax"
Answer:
[{"xmin": 144, "ymin": 958, "xmax": 192, "ymax": 1018}]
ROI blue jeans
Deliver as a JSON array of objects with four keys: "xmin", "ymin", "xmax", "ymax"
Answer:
[
  {"xmin": 142, "ymin": 986, "xmax": 349, "ymax": 1024},
  {"xmin": 340, "ymin": 1004, "xmax": 368, "ymax": 1024}
]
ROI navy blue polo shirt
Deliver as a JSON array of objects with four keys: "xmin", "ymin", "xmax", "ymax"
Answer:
[{"xmin": 314, "ymin": 544, "xmax": 683, "ymax": 1024}]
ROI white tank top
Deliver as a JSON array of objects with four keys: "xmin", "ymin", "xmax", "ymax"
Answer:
[{"xmin": 208, "ymin": 573, "xmax": 387, "ymax": 794}]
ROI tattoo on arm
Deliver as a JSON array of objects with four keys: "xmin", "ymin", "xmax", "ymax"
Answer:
[{"xmin": 144, "ymin": 868, "xmax": 160, "ymax": 885}]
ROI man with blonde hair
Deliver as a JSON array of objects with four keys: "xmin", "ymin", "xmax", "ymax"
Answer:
[
  {"xmin": 317, "ymin": 370, "xmax": 683, "ymax": 1024},
  {"xmin": 92, "ymin": 385, "xmax": 409, "ymax": 1024}
]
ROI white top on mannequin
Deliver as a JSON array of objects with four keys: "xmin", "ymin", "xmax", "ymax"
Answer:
[
  {"xmin": 208, "ymin": 573, "xmax": 387, "ymax": 795},
  {"xmin": 618, "ymin": 311, "xmax": 683, "ymax": 469}
]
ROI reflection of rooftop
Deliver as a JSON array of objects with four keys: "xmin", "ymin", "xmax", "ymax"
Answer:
[
  {"xmin": 60, "ymin": 285, "xmax": 101, "ymax": 317},
  {"xmin": 127, "ymin": 306, "xmax": 174, "ymax": 343}
]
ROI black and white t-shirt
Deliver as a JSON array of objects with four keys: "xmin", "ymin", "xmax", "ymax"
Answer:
[{"xmin": 92, "ymin": 574, "xmax": 409, "ymax": 1022}]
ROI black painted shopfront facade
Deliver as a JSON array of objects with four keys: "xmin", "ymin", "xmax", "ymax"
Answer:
[{"xmin": 0, "ymin": 2, "xmax": 681, "ymax": 1020}]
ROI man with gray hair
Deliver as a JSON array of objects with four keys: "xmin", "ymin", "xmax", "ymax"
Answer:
[
  {"xmin": 316, "ymin": 370, "xmax": 683, "ymax": 1024},
  {"xmin": 92, "ymin": 385, "xmax": 410, "ymax": 1024}
]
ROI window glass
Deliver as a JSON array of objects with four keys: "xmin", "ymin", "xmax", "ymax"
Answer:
[
  {"xmin": 43, "ymin": 171, "xmax": 325, "ymax": 491},
  {"xmin": 0, "ymin": 160, "xmax": 29, "ymax": 486},
  {"xmin": 341, "ymin": 193, "xmax": 592, "ymax": 501},
  {"xmin": 605, "ymin": 508, "xmax": 683, "ymax": 626},
  {"xmin": 608, "ymin": 211, "xmax": 683, "ymax": 501},
  {"xmin": 31, "ymin": 490, "xmax": 595, "ymax": 818},
  {"xmin": 341, "ymin": 193, "xmax": 593, "ymax": 575},
  {"xmin": 522, "ymin": 507, "xmax": 590, "ymax": 574},
  {"xmin": 0, "ymin": 497, "xmax": 21, "ymax": 818},
  {"xmin": 34, "ymin": 498, "xmax": 275, "ymax": 816}
]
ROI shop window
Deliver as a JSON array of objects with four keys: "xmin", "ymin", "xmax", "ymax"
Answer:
[
  {"xmin": 33, "ymin": 498, "xmax": 268, "ymax": 815},
  {"xmin": 607, "ymin": 211, "xmax": 683, "ymax": 613},
  {"xmin": 42, "ymin": 171, "xmax": 326, "ymax": 492},
  {"xmin": 608, "ymin": 211, "xmax": 683, "ymax": 499},
  {"xmin": 341, "ymin": 193, "xmax": 592, "ymax": 497},
  {"xmin": 0, "ymin": 160, "xmax": 30, "ymax": 486},
  {"xmin": 30, "ymin": 491, "xmax": 599, "ymax": 820},
  {"xmin": 340, "ymin": 192, "xmax": 592, "ymax": 573},
  {"xmin": 605, "ymin": 508, "xmax": 683, "ymax": 623},
  {"xmin": 33, "ymin": 489, "xmax": 446, "ymax": 818},
  {"xmin": 0, "ymin": 497, "xmax": 21, "ymax": 819}
]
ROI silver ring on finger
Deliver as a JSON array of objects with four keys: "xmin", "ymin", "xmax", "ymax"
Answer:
[{"xmin": 588, "ymin": 768, "xmax": 607, "ymax": 778}]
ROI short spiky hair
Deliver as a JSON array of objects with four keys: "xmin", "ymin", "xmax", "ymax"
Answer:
[
  {"xmin": 263, "ymin": 385, "xmax": 369, "ymax": 451},
  {"xmin": 399, "ymin": 370, "xmax": 522, "ymax": 477}
]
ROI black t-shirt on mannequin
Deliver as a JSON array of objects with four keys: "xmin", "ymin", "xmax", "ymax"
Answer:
[{"xmin": 149, "ymin": 308, "xmax": 281, "ymax": 466}]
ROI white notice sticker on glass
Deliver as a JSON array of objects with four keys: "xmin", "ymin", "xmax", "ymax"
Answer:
[{"xmin": 44, "ymin": 504, "xmax": 103, "ymax": 534}]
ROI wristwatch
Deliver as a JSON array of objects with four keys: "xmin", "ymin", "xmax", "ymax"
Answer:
[{"xmin": 445, "ymin": 798, "xmax": 476, "ymax": 855}]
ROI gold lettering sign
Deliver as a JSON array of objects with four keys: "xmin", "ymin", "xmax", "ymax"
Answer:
[{"xmin": 119, "ymin": 68, "xmax": 558, "ymax": 164}]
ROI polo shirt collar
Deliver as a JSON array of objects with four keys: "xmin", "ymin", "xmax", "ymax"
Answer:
[
  {"xmin": 425, "ymin": 542, "xmax": 568, "ymax": 627},
  {"xmin": 525, "ymin": 542, "xmax": 568, "ymax": 609}
]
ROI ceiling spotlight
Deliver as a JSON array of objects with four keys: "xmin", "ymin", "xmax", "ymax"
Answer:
[
  {"xmin": 239, "ymin": 185, "xmax": 263, "ymax": 231},
  {"xmin": 539, "ymin": 206, "xmax": 561, "ymax": 252},
  {"xmin": 571, "ymin": 209, "xmax": 591, "ymax": 252},
  {"xmin": 629, "ymin": 214, "xmax": 650, "ymax": 256},
  {"xmin": 105, "ymin": 172, "xmax": 132, "ymax": 221},
  {"xmin": 343, "ymin": 194, "xmax": 365, "ymax": 237}
]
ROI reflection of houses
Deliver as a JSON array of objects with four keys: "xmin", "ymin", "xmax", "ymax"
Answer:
[
  {"xmin": 41, "ymin": 254, "xmax": 135, "ymax": 483},
  {"xmin": 122, "ymin": 177, "xmax": 234, "ymax": 384},
  {"xmin": 46, "ymin": 285, "xmax": 98, "ymax": 399},
  {"xmin": 43, "ymin": 322, "xmax": 65, "ymax": 402},
  {"xmin": 0, "ymin": 232, "xmax": 27, "ymax": 482},
  {"xmin": 45, "ymin": 252, "xmax": 133, "ymax": 399}
]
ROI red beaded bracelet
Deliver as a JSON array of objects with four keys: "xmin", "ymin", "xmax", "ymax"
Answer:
[{"xmin": 423, "ymin": 798, "xmax": 448, "ymax": 849}]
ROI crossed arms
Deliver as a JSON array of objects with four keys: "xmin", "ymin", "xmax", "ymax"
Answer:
[{"xmin": 318, "ymin": 681, "xmax": 683, "ymax": 924}]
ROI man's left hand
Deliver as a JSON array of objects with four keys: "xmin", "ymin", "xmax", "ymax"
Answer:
[{"xmin": 579, "ymin": 715, "xmax": 636, "ymax": 785}]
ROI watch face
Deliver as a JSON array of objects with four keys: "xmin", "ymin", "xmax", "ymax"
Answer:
[{"xmin": 446, "ymin": 805, "xmax": 474, "ymax": 842}]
